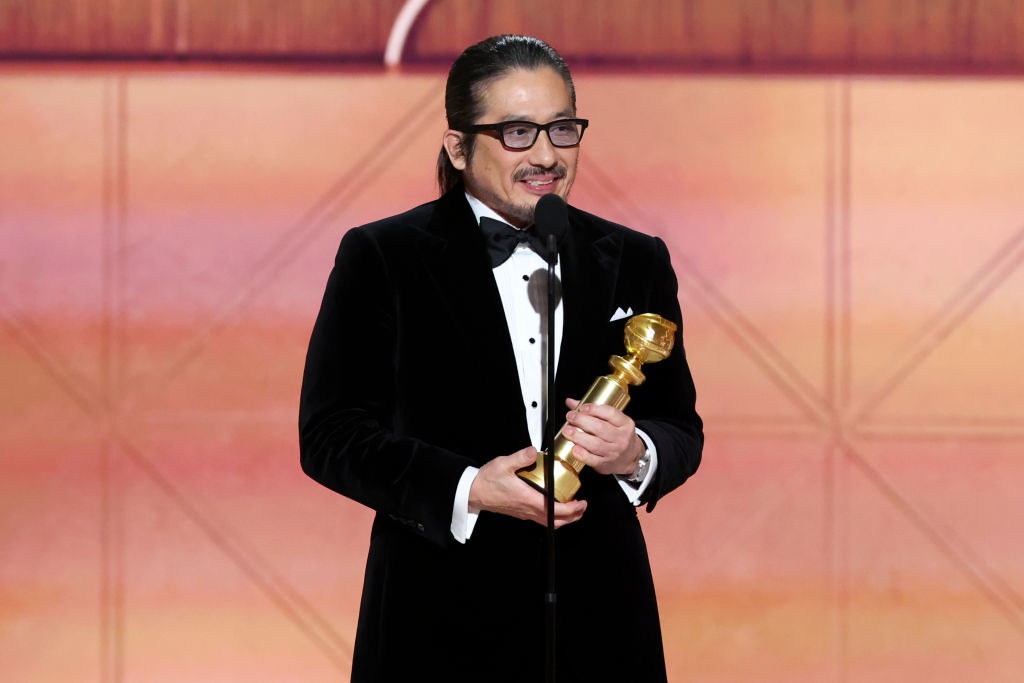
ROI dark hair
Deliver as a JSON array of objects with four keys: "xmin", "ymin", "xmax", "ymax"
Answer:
[{"xmin": 437, "ymin": 34, "xmax": 576, "ymax": 195}]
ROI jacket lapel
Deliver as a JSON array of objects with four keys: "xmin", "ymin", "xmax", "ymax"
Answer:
[
  {"xmin": 419, "ymin": 189, "xmax": 531, "ymax": 448},
  {"xmin": 557, "ymin": 208, "xmax": 623, "ymax": 393}
]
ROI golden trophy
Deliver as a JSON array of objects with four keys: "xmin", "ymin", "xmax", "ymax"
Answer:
[{"xmin": 517, "ymin": 312, "xmax": 677, "ymax": 502}]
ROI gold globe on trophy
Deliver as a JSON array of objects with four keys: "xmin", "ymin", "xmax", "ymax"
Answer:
[{"xmin": 517, "ymin": 312, "xmax": 677, "ymax": 502}]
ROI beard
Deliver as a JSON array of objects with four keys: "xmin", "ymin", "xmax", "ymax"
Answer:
[{"xmin": 475, "ymin": 190, "xmax": 539, "ymax": 227}]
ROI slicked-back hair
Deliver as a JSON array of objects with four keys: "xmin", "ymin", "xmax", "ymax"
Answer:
[{"xmin": 437, "ymin": 35, "xmax": 576, "ymax": 195}]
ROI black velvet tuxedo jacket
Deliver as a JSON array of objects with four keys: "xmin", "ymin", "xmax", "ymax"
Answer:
[{"xmin": 299, "ymin": 185, "xmax": 703, "ymax": 682}]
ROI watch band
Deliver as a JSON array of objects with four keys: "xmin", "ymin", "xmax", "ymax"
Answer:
[{"xmin": 627, "ymin": 449, "xmax": 651, "ymax": 483}]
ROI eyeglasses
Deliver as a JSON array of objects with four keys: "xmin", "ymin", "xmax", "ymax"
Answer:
[{"xmin": 461, "ymin": 118, "xmax": 589, "ymax": 150}]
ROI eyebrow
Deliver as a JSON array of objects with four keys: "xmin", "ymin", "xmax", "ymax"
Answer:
[{"xmin": 498, "ymin": 109, "xmax": 576, "ymax": 121}]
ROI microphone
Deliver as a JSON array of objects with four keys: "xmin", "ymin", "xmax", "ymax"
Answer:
[{"xmin": 533, "ymin": 193, "xmax": 568, "ymax": 264}]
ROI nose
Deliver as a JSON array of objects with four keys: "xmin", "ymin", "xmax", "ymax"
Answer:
[{"xmin": 527, "ymin": 129, "xmax": 558, "ymax": 168}]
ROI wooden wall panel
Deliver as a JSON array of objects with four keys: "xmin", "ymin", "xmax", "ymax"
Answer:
[
  {"xmin": 176, "ymin": 0, "xmax": 403, "ymax": 57},
  {"xmin": 2, "ymin": 0, "xmax": 1024, "ymax": 71},
  {"xmin": 0, "ymin": 0, "xmax": 406, "ymax": 58},
  {"xmin": 407, "ymin": 0, "xmax": 1024, "ymax": 70},
  {"xmin": 0, "ymin": 0, "xmax": 167, "ymax": 54}
]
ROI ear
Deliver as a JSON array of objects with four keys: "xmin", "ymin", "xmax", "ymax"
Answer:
[{"xmin": 443, "ymin": 130, "xmax": 468, "ymax": 171}]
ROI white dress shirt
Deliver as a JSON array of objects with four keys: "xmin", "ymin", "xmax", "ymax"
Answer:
[{"xmin": 451, "ymin": 193, "xmax": 657, "ymax": 543}]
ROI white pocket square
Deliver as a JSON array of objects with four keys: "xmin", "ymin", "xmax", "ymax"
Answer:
[{"xmin": 610, "ymin": 306, "xmax": 633, "ymax": 322}]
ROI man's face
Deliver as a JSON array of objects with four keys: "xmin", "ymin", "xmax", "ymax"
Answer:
[{"xmin": 446, "ymin": 67, "xmax": 580, "ymax": 227}]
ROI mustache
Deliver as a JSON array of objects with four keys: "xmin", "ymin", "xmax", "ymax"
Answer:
[{"xmin": 513, "ymin": 166, "xmax": 567, "ymax": 182}]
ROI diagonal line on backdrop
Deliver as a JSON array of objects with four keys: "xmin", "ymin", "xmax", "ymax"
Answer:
[
  {"xmin": 839, "ymin": 435, "xmax": 1024, "ymax": 634},
  {"xmin": 118, "ymin": 80, "xmax": 444, "ymax": 413},
  {"xmin": 584, "ymin": 162, "xmax": 831, "ymax": 427},
  {"xmin": 849, "ymin": 224, "xmax": 1024, "ymax": 424},
  {"xmin": 115, "ymin": 432, "xmax": 355, "ymax": 669},
  {"xmin": 674, "ymin": 253, "xmax": 831, "ymax": 426},
  {"xmin": 0, "ymin": 296, "xmax": 103, "ymax": 419},
  {"xmin": 0, "ymin": 319, "xmax": 356, "ymax": 670},
  {"xmin": 0, "ymin": 80, "xmax": 445, "ymax": 670},
  {"xmin": 103, "ymin": 78, "xmax": 442, "ymax": 670}
]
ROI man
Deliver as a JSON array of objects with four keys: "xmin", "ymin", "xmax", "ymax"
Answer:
[{"xmin": 299, "ymin": 35, "xmax": 702, "ymax": 682}]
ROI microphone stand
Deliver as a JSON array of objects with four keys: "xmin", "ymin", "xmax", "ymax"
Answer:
[{"xmin": 544, "ymin": 233, "xmax": 557, "ymax": 683}]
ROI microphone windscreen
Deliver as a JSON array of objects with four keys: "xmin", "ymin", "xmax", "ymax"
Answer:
[{"xmin": 534, "ymin": 193, "xmax": 568, "ymax": 243}]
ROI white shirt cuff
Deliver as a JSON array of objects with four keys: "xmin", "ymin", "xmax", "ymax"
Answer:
[
  {"xmin": 451, "ymin": 466, "xmax": 481, "ymax": 544},
  {"xmin": 616, "ymin": 428, "xmax": 658, "ymax": 506}
]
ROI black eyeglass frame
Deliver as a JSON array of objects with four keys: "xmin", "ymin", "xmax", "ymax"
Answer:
[{"xmin": 459, "ymin": 118, "xmax": 590, "ymax": 150}]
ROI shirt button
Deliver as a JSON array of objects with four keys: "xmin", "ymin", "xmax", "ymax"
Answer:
[
  {"xmin": 529, "ymin": 337, "xmax": 536, "ymax": 344},
  {"xmin": 522, "ymin": 274, "xmax": 529, "ymax": 281},
  {"xmin": 531, "ymin": 401, "xmax": 538, "ymax": 408}
]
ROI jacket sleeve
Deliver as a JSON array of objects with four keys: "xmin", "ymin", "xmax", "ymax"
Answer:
[
  {"xmin": 632, "ymin": 236, "xmax": 704, "ymax": 511},
  {"xmin": 298, "ymin": 227, "xmax": 474, "ymax": 547}
]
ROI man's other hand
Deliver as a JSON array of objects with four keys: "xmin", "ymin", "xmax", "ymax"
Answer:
[
  {"xmin": 468, "ymin": 447, "xmax": 587, "ymax": 527},
  {"xmin": 561, "ymin": 398, "xmax": 645, "ymax": 477}
]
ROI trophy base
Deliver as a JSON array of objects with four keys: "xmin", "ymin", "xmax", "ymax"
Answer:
[{"xmin": 516, "ymin": 450, "xmax": 581, "ymax": 503}]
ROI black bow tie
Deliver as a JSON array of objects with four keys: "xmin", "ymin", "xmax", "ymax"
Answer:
[{"xmin": 479, "ymin": 217, "xmax": 553, "ymax": 268}]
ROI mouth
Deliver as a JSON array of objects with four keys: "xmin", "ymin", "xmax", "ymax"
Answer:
[{"xmin": 515, "ymin": 168, "xmax": 566, "ymax": 195}]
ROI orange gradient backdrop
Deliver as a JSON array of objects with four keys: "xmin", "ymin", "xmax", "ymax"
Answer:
[{"xmin": 2, "ymin": 67, "xmax": 1024, "ymax": 681}]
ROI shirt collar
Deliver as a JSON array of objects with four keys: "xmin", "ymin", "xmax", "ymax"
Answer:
[{"xmin": 465, "ymin": 192, "xmax": 520, "ymax": 230}]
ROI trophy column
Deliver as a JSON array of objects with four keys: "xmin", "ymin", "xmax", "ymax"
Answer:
[{"xmin": 517, "ymin": 312, "xmax": 677, "ymax": 502}]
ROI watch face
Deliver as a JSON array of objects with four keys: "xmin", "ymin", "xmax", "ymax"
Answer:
[{"xmin": 629, "ymin": 453, "xmax": 649, "ymax": 482}]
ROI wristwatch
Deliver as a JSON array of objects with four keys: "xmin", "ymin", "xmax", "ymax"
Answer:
[{"xmin": 626, "ymin": 449, "xmax": 651, "ymax": 483}]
